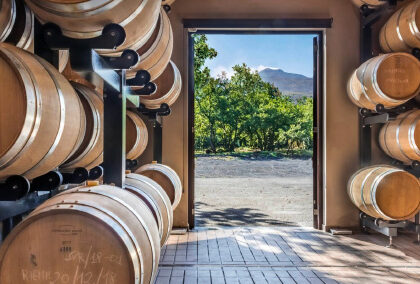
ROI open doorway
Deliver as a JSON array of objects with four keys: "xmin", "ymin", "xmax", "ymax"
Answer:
[{"xmin": 187, "ymin": 21, "xmax": 326, "ymax": 230}]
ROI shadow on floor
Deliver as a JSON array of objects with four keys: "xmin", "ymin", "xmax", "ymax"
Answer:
[{"xmin": 195, "ymin": 201, "xmax": 297, "ymax": 227}]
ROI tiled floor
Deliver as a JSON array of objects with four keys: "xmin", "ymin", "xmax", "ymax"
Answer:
[{"xmin": 156, "ymin": 227, "xmax": 420, "ymax": 283}]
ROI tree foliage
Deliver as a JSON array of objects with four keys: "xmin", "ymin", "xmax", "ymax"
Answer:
[{"xmin": 193, "ymin": 34, "xmax": 313, "ymax": 153}]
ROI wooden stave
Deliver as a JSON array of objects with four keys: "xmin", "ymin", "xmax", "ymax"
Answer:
[
  {"xmin": 140, "ymin": 60, "xmax": 182, "ymax": 109},
  {"xmin": 379, "ymin": 1, "xmax": 420, "ymax": 53},
  {"xmin": 347, "ymin": 53, "xmax": 420, "ymax": 110},
  {"xmin": 0, "ymin": 0, "xmax": 16, "ymax": 41},
  {"xmin": 379, "ymin": 109, "xmax": 420, "ymax": 164},
  {"xmin": 26, "ymin": 0, "xmax": 161, "ymax": 54},
  {"xmin": 0, "ymin": 44, "xmax": 83, "ymax": 180},
  {"xmin": 126, "ymin": 111, "xmax": 148, "ymax": 160},
  {"xmin": 61, "ymin": 82, "xmax": 103, "ymax": 171},
  {"xmin": 23, "ymin": 54, "xmax": 85, "ymax": 179},
  {"xmin": 136, "ymin": 162, "xmax": 182, "ymax": 210},
  {"xmin": 126, "ymin": 173, "xmax": 174, "ymax": 247},
  {"xmin": 0, "ymin": 184, "xmax": 160, "ymax": 284},
  {"xmin": 127, "ymin": 7, "xmax": 173, "ymax": 81},
  {"xmin": 348, "ymin": 165, "xmax": 420, "ymax": 220}
]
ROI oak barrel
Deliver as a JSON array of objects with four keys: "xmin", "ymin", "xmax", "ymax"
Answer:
[
  {"xmin": 140, "ymin": 60, "xmax": 182, "ymax": 109},
  {"xmin": 4, "ymin": 0, "xmax": 33, "ymax": 51},
  {"xmin": 0, "ymin": 184, "xmax": 160, "ymax": 284},
  {"xmin": 0, "ymin": 43, "xmax": 84, "ymax": 180},
  {"xmin": 61, "ymin": 82, "xmax": 103, "ymax": 171},
  {"xmin": 136, "ymin": 162, "xmax": 182, "ymax": 209},
  {"xmin": 352, "ymin": 0, "xmax": 386, "ymax": 7},
  {"xmin": 126, "ymin": 173, "xmax": 173, "ymax": 246},
  {"xmin": 126, "ymin": 111, "xmax": 148, "ymax": 160},
  {"xmin": 0, "ymin": 0, "xmax": 15, "ymax": 42},
  {"xmin": 25, "ymin": 0, "xmax": 161, "ymax": 55},
  {"xmin": 380, "ymin": 1, "xmax": 420, "ymax": 53},
  {"xmin": 347, "ymin": 53, "xmax": 420, "ymax": 110},
  {"xmin": 127, "ymin": 7, "xmax": 173, "ymax": 81},
  {"xmin": 348, "ymin": 166, "xmax": 420, "ymax": 220},
  {"xmin": 379, "ymin": 109, "xmax": 420, "ymax": 164}
]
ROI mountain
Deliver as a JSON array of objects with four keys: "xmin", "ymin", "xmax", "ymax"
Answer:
[{"xmin": 259, "ymin": 68, "xmax": 313, "ymax": 98}]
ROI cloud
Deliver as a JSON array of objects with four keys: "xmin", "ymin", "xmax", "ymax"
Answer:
[
  {"xmin": 250, "ymin": 65, "xmax": 281, "ymax": 73},
  {"xmin": 210, "ymin": 65, "xmax": 235, "ymax": 78},
  {"xmin": 210, "ymin": 65, "xmax": 281, "ymax": 78}
]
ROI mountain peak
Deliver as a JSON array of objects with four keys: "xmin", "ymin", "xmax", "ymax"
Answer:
[{"xmin": 258, "ymin": 68, "xmax": 313, "ymax": 97}]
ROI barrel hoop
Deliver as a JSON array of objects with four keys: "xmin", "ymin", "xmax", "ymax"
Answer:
[
  {"xmin": 0, "ymin": 48, "xmax": 43, "ymax": 171},
  {"xmin": 127, "ymin": 175, "xmax": 172, "ymax": 240},
  {"xmin": 63, "ymin": 86, "xmax": 102, "ymax": 168},
  {"xmin": 372, "ymin": 56, "xmax": 405, "ymax": 104},
  {"xmin": 409, "ymin": 115, "xmax": 420, "ymax": 156},
  {"xmin": 24, "ymin": 58, "xmax": 67, "ymax": 174},
  {"xmin": 67, "ymin": 189, "xmax": 158, "ymax": 281},
  {"xmin": 360, "ymin": 167, "xmax": 378, "ymax": 213},
  {"xmin": 125, "ymin": 184, "xmax": 164, "ymax": 239},
  {"xmin": 382, "ymin": 21, "xmax": 394, "ymax": 52},
  {"xmin": 348, "ymin": 172, "xmax": 358, "ymax": 206},
  {"xmin": 371, "ymin": 169, "xmax": 401, "ymax": 220},
  {"xmin": 140, "ymin": 164, "xmax": 182, "ymax": 207},
  {"xmin": 126, "ymin": 112, "xmax": 142, "ymax": 158},
  {"xmin": 396, "ymin": 113, "xmax": 413, "ymax": 161},
  {"xmin": 360, "ymin": 62, "xmax": 379, "ymax": 106},
  {"xmin": 381, "ymin": 123, "xmax": 393, "ymax": 157},
  {"xmin": 348, "ymin": 71, "xmax": 364, "ymax": 108},
  {"xmin": 16, "ymin": 5, "xmax": 34, "ymax": 50},
  {"xmin": 396, "ymin": 6, "xmax": 412, "ymax": 51},
  {"xmin": 0, "ymin": 0, "xmax": 16, "ymax": 41},
  {"xmin": 31, "ymin": 203, "xmax": 142, "ymax": 284},
  {"xmin": 408, "ymin": 2, "xmax": 420, "ymax": 40},
  {"xmin": 0, "ymin": 48, "xmax": 37, "ymax": 168}
]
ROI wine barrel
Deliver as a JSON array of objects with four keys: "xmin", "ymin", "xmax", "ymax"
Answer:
[
  {"xmin": 25, "ymin": 0, "xmax": 161, "ymax": 55},
  {"xmin": 348, "ymin": 166, "xmax": 420, "ymax": 220},
  {"xmin": 0, "ymin": 0, "xmax": 15, "ymax": 42},
  {"xmin": 0, "ymin": 43, "xmax": 84, "ymax": 180},
  {"xmin": 380, "ymin": 1, "xmax": 420, "ymax": 53},
  {"xmin": 136, "ymin": 162, "xmax": 182, "ymax": 209},
  {"xmin": 61, "ymin": 82, "xmax": 103, "ymax": 171},
  {"xmin": 140, "ymin": 60, "xmax": 182, "ymax": 109},
  {"xmin": 347, "ymin": 53, "xmax": 420, "ymax": 110},
  {"xmin": 0, "ymin": 184, "xmax": 160, "ymax": 284},
  {"xmin": 4, "ymin": 0, "xmax": 33, "ymax": 51},
  {"xmin": 127, "ymin": 7, "xmax": 173, "ymax": 81},
  {"xmin": 126, "ymin": 173, "xmax": 173, "ymax": 246},
  {"xmin": 379, "ymin": 109, "xmax": 420, "ymax": 164},
  {"xmin": 352, "ymin": 0, "xmax": 386, "ymax": 7},
  {"xmin": 126, "ymin": 111, "xmax": 148, "ymax": 160}
]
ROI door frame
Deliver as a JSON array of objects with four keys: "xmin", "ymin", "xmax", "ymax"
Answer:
[{"xmin": 186, "ymin": 19, "xmax": 331, "ymax": 230}]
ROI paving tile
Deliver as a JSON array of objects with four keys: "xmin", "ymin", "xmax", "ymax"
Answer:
[{"xmin": 157, "ymin": 227, "xmax": 420, "ymax": 284}]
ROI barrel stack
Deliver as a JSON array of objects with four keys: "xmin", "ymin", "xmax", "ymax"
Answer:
[
  {"xmin": 347, "ymin": 0, "xmax": 420, "ymax": 221},
  {"xmin": 0, "ymin": 1, "xmax": 183, "ymax": 283}
]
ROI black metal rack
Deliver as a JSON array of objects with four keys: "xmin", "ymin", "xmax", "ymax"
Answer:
[
  {"xmin": 0, "ymin": 17, "xmax": 160, "ymax": 239},
  {"xmin": 358, "ymin": 0, "xmax": 420, "ymax": 246}
]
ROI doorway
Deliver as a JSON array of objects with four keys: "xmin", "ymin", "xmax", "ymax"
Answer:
[{"xmin": 186, "ymin": 20, "xmax": 328, "ymax": 230}]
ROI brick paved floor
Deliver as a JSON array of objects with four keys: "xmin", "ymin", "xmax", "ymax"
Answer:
[{"xmin": 156, "ymin": 227, "xmax": 420, "ymax": 283}]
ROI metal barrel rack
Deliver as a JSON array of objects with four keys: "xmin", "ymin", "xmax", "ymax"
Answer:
[
  {"xmin": 358, "ymin": 0, "xmax": 420, "ymax": 247},
  {"xmin": 0, "ymin": 16, "xmax": 158, "ymax": 240}
]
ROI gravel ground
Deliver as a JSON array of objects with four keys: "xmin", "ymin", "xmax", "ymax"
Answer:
[{"xmin": 195, "ymin": 156, "xmax": 313, "ymax": 227}]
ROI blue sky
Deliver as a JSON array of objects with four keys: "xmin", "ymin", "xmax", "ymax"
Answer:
[{"xmin": 204, "ymin": 34, "xmax": 316, "ymax": 78}]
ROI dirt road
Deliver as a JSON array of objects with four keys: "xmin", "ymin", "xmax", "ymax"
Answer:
[{"xmin": 195, "ymin": 156, "xmax": 313, "ymax": 227}]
